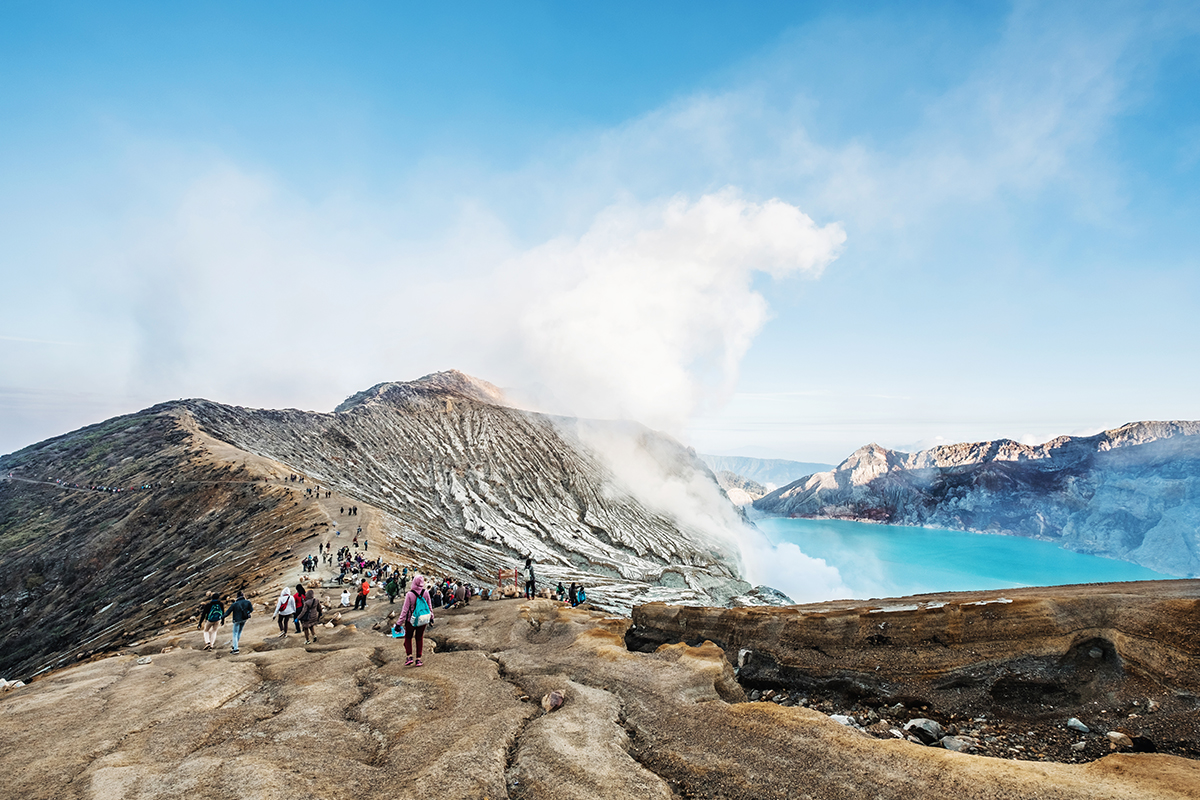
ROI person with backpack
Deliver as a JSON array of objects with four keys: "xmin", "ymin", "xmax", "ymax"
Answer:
[
  {"xmin": 523, "ymin": 557, "xmax": 536, "ymax": 599},
  {"xmin": 198, "ymin": 592, "xmax": 225, "ymax": 651},
  {"xmin": 224, "ymin": 590, "xmax": 253, "ymax": 654},
  {"xmin": 297, "ymin": 588, "xmax": 322, "ymax": 644},
  {"xmin": 399, "ymin": 575, "xmax": 434, "ymax": 667},
  {"xmin": 273, "ymin": 586, "xmax": 296, "ymax": 638}
]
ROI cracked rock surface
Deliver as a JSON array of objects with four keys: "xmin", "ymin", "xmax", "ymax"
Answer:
[{"xmin": 4, "ymin": 597, "xmax": 1198, "ymax": 800}]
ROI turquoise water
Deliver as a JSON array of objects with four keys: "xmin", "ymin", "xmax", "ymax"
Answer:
[{"xmin": 756, "ymin": 516, "xmax": 1175, "ymax": 600}]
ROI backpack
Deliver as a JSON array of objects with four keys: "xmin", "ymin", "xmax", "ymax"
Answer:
[
  {"xmin": 410, "ymin": 594, "xmax": 432, "ymax": 627},
  {"xmin": 206, "ymin": 603, "xmax": 223, "ymax": 622}
]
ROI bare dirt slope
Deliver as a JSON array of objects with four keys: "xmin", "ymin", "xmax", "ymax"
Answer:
[{"xmin": 2, "ymin": 595, "xmax": 1197, "ymax": 800}]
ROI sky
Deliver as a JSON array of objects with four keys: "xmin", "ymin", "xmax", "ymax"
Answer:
[{"xmin": 2, "ymin": 1, "xmax": 1198, "ymax": 464}]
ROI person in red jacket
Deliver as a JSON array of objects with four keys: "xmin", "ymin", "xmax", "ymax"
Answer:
[{"xmin": 354, "ymin": 577, "xmax": 370, "ymax": 610}]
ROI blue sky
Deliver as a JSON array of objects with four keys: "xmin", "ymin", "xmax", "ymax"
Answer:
[{"xmin": 1, "ymin": 1, "xmax": 1198, "ymax": 462}]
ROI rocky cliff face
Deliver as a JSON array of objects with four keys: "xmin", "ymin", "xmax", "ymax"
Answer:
[
  {"xmin": 754, "ymin": 422, "xmax": 1200, "ymax": 576},
  {"xmin": 0, "ymin": 371, "xmax": 749, "ymax": 680}
]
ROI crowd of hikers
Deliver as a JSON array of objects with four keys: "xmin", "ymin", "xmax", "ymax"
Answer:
[{"xmin": 197, "ymin": 549, "xmax": 589, "ymax": 664}]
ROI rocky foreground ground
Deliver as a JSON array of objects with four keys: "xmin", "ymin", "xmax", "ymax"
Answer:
[{"xmin": 3, "ymin": 592, "xmax": 1199, "ymax": 800}]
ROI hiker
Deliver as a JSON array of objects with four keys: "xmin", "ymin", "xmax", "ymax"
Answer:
[
  {"xmin": 385, "ymin": 576, "xmax": 399, "ymax": 604},
  {"xmin": 568, "ymin": 583, "xmax": 578, "ymax": 606},
  {"xmin": 523, "ymin": 557, "xmax": 537, "ymax": 599},
  {"xmin": 354, "ymin": 577, "xmax": 370, "ymax": 610},
  {"xmin": 224, "ymin": 590, "xmax": 253, "ymax": 654},
  {"xmin": 292, "ymin": 584, "xmax": 306, "ymax": 633},
  {"xmin": 575, "ymin": 585, "xmax": 587, "ymax": 606},
  {"xmin": 297, "ymin": 588, "xmax": 322, "ymax": 644},
  {"xmin": 198, "ymin": 592, "xmax": 225, "ymax": 651},
  {"xmin": 400, "ymin": 575, "xmax": 434, "ymax": 667},
  {"xmin": 273, "ymin": 586, "xmax": 296, "ymax": 638},
  {"xmin": 556, "ymin": 582, "xmax": 565, "ymax": 602}
]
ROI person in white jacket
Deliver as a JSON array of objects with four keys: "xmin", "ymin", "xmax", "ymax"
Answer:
[{"xmin": 272, "ymin": 586, "xmax": 296, "ymax": 638}]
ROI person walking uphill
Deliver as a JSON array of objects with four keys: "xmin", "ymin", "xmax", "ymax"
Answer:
[
  {"xmin": 224, "ymin": 590, "xmax": 253, "ymax": 653},
  {"xmin": 297, "ymin": 588, "xmax": 322, "ymax": 644},
  {"xmin": 273, "ymin": 586, "xmax": 296, "ymax": 638},
  {"xmin": 400, "ymin": 575, "xmax": 434, "ymax": 667},
  {"xmin": 198, "ymin": 592, "xmax": 225, "ymax": 651}
]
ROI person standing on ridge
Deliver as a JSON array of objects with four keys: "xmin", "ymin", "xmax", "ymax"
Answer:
[
  {"xmin": 523, "ymin": 557, "xmax": 537, "ymax": 599},
  {"xmin": 198, "ymin": 592, "xmax": 225, "ymax": 651},
  {"xmin": 224, "ymin": 590, "xmax": 253, "ymax": 654},
  {"xmin": 400, "ymin": 575, "xmax": 434, "ymax": 667}
]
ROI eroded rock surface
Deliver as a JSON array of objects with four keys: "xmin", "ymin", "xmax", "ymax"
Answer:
[
  {"xmin": 4, "ymin": 595, "xmax": 1198, "ymax": 800},
  {"xmin": 630, "ymin": 581, "xmax": 1200, "ymax": 762}
]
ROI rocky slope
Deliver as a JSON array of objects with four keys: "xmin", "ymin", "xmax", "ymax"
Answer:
[
  {"xmin": 754, "ymin": 422, "xmax": 1200, "ymax": 576},
  {"xmin": 2, "ymin": 590, "xmax": 1198, "ymax": 800},
  {"xmin": 0, "ymin": 371, "xmax": 750, "ymax": 680}
]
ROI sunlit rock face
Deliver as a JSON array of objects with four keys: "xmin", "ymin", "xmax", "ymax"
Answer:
[{"xmin": 754, "ymin": 422, "xmax": 1200, "ymax": 576}]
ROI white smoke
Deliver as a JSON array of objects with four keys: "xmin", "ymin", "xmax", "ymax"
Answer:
[{"xmin": 502, "ymin": 189, "xmax": 845, "ymax": 431}]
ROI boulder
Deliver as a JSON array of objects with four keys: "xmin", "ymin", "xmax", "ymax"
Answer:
[{"xmin": 903, "ymin": 718, "xmax": 945, "ymax": 746}]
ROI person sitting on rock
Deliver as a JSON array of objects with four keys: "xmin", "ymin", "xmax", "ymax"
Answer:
[{"xmin": 340, "ymin": 588, "xmax": 351, "ymax": 607}]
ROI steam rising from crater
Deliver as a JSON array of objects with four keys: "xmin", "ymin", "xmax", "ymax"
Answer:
[{"xmin": 505, "ymin": 191, "xmax": 849, "ymax": 601}]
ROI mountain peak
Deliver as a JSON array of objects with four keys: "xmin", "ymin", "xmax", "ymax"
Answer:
[{"xmin": 334, "ymin": 370, "xmax": 508, "ymax": 413}]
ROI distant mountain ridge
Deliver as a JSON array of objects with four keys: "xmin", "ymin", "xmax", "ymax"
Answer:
[
  {"xmin": 699, "ymin": 454, "xmax": 833, "ymax": 491},
  {"xmin": 754, "ymin": 421, "xmax": 1200, "ymax": 577}
]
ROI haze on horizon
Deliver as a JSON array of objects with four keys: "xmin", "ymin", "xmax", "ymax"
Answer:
[{"xmin": 2, "ymin": 2, "xmax": 1198, "ymax": 465}]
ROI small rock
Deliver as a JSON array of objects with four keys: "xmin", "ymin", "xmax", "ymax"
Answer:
[
  {"xmin": 1147, "ymin": 699, "xmax": 1160, "ymax": 713},
  {"xmin": 762, "ymin": 689, "xmax": 776, "ymax": 700},
  {"xmin": 889, "ymin": 728, "xmax": 905, "ymax": 739},
  {"xmin": 748, "ymin": 690, "xmax": 762, "ymax": 702},
  {"xmin": 1071, "ymin": 741, "xmax": 1087, "ymax": 751},
  {"xmin": 323, "ymin": 622, "xmax": 334, "ymax": 628},
  {"xmin": 1088, "ymin": 647, "xmax": 1103, "ymax": 659},
  {"xmin": 903, "ymin": 718, "xmax": 945, "ymax": 746},
  {"xmin": 135, "ymin": 656, "xmax": 152, "ymax": 666},
  {"xmin": 1067, "ymin": 718, "xmax": 1089, "ymax": 733},
  {"xmin": 1106, "ymin": 731, "xmax": 1133, "ymax": 748},
  {"xmin": 941, "ymin": 736, "xmax": 977, "ymax": 753},
  {"xmin": 829, "ymin": 714, "xmax": 856, "ymax": 727},
  {"xmin": 541, "ymin": 689, "xmax": 566, "ymax": 713}
]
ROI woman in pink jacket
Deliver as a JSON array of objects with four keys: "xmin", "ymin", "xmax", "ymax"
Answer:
[{"xmin": 399, "ymin": 574, "xmax": 434, "ymax": 667}]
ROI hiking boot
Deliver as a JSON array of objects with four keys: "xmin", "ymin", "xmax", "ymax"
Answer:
[
  {"xmin": 230, "ymin": 649, "xmax": 239, "ymax": 654},
  {"xmin": 404, "ymin": 656, "xmax": 414, "ymax": 666},
  {"xmin": 414, "ymin": 659, "xmax": 424, "ymax": 667},
  {"xmin": 204, "ymin": 643, "xmax": 212, "ymax": 650}
]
